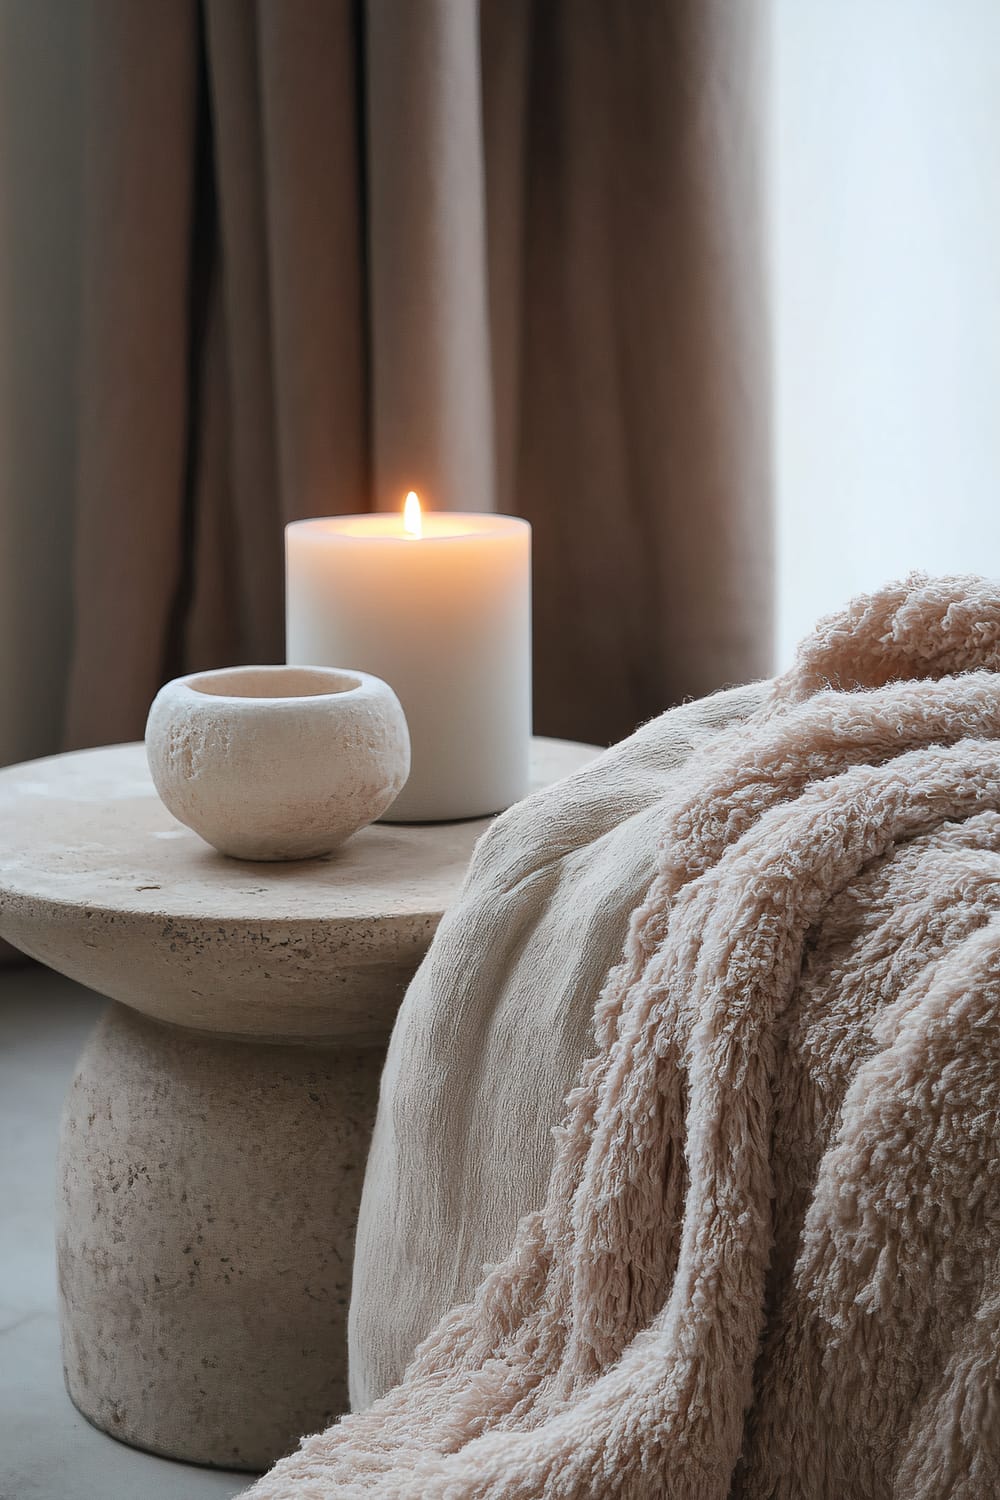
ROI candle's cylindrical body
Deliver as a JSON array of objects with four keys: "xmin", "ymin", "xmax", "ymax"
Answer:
[{"xmin": 285, "ymin": 515, "xmax": 531, "ymax": 821}]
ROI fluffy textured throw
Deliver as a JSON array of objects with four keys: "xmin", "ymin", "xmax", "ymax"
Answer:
[{"xmin": 245, "ymin": 576, "xmax": 1000, "ymax": 1499}]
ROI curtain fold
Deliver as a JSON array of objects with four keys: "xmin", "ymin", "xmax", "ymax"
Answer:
[
  {"xmin": 67, "ymin": 0, "xmax": 197, "ymax": 748},
  {"xmin": 64, "ymin": 0, "xmax": 772, "ymax": 752},
  {"xmin": 367, "ymin": 0, "xmax": 498, "ymax": 515}
]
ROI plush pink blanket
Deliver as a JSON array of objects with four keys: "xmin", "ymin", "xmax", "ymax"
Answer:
[{"xmin": 246, "ymin": 576, "xmax": 1000, "ymax": 1498}]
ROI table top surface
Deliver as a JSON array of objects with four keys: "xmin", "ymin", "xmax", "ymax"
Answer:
[
  {"xmin": 0, "ymin": 737, "xmax": 599, "ymax": 927},
  {"xmin": 0, "ymin": 737, "xmax": 602, "ymax": 1040}
]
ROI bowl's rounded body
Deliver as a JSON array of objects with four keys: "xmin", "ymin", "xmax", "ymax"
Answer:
[{"xmin": 145, "ymin": 665, "xmax": 410, "ymax": 860}]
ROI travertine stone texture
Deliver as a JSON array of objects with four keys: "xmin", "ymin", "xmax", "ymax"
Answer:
[
  {"xmin": 0, "ymin": 740, "xmax": 594, "ymax": 1043},
  {"xmin": 58, "ymin": 1004, "xmax": 382, "ymax": 1471},
  {"xmin": 145, "ymin": 665, "xmax": 410, "ymax": 861},
  {"xmin": 0, "ymin": 736, "xmax": 599, "ymax": 1471}
]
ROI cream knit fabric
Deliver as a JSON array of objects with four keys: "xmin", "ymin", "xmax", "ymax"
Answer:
[
  {"xmin": 245, "ymin": 575, "xmax": 1000, "ymax": 1499},
  {"xmin": 352, "ymin": 680, "xmax": 766, "ymax": 1410}
]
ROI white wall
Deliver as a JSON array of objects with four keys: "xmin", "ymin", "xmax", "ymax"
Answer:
[
  {"xmin": 773, "ymin": 0, "xmax": 1000, "ymax": 665},
  {"xmin": 0, "ymin": 1, "xmax": 84, "ymax": 765}
]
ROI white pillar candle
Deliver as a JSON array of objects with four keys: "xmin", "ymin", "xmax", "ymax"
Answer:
[{"xmin": 285, "ymin": 498, "xmax": 531, "ymax": 821}]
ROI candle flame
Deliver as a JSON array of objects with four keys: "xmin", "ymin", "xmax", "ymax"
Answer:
[{"xmin": 403, "ymin": 490, "xmax": 423, "ymax": 538}]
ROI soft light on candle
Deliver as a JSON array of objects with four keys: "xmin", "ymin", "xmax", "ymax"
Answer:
[
  {"xmin": 285, "ymin": 497, "xmax": 531, "ymax": 822},
  {"xmin": 403, "ymin": 490, "xmax": 422, "ymax": 539}
]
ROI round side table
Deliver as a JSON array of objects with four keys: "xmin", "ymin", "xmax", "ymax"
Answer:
[{"xmin": 0, "ymin": 737, "xmax": 598, "ymax": 1471}]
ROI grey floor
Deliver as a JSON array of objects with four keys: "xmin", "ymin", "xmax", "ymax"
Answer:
[{"xmin": 1, "ymin": 964, "xmax": 245, "ymax": 1500}]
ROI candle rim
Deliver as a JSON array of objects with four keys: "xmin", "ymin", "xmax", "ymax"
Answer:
[{"xmin": 287, "ymin": 512, "xmax": 530, "ymax": 543}]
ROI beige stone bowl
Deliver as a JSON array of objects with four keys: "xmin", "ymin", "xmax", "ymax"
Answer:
[{"xmin": 146, "ymin": 664, "xmax": 410, "ymax": 860}]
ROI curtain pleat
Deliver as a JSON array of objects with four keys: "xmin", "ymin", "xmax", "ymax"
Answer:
[
  {"xmin": 257, "ymin": 1, "xmax": 368, "ymax": 524},
  {"xmin": 66, "ymin": 0, "xmax": 198, "ymax": 748},
  {"xmin": 366, "ymin": 0, "xmax": 497, "ymax": 515}
]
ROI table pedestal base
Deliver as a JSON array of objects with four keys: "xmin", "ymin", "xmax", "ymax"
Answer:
[{"xmin": 57, "ymin": 1003, "xmax": 383, "ymax": 1471}]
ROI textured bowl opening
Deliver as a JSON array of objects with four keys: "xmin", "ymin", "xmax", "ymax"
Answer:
[{"xmin": 188, "ymin": 666, "xmax": 362, "ymax": 700}]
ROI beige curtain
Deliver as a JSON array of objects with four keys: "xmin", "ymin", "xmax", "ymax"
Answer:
[{"xmin": 66, "ymin": 0, "xmax": 772, "ymax": 752}]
